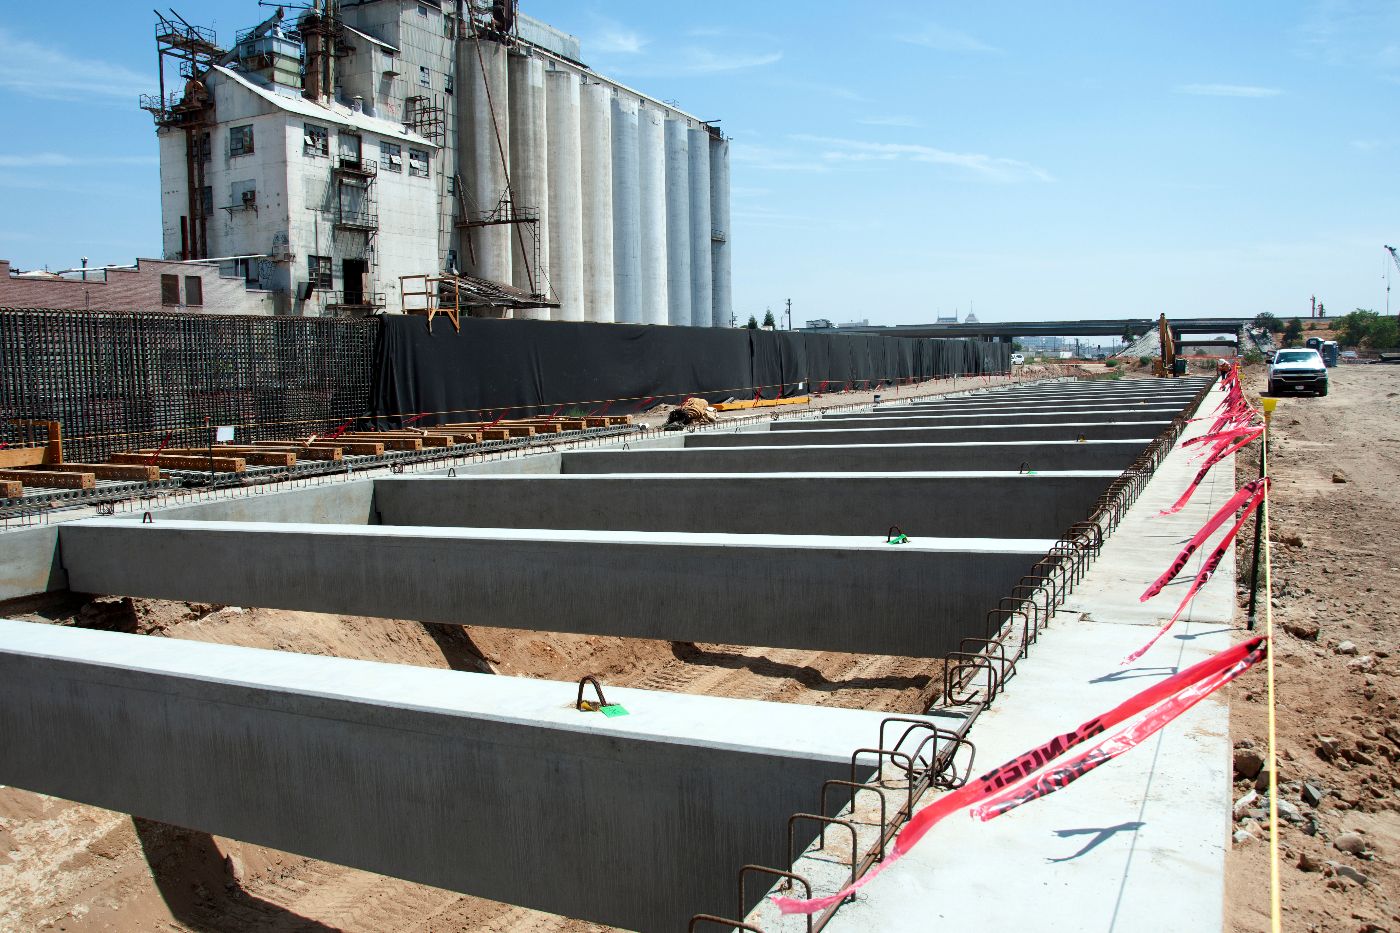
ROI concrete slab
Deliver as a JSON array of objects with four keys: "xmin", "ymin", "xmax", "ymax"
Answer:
[
  {"xmin": 0, "ymin": 618, "xmax": 920, "ymax": 931},
  {"xmin": 58, "ymin": 520, "xmax": 1055, "ymax": 657},
  {"xmin": 808, "ymin": 383, "xmax": 1237, "ymax": 933},
  {"xmin": 561, "ymin": 440, "xmax": 1155, "ymax": 474},
  {"xmin": 686, "ymin": 421, "xmax": 1172, "ymax": 448},
  {"xmin": 372, "ymin": 471, "xmax": 1121, "ymax": 539}
]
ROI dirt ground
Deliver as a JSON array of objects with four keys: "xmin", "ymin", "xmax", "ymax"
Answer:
[
  {"xmin": 1227, "ymin": 363, "xmax": 1400, "ymax": 933},
  {"xmin": 0, "ymin": 368, "xmax": 1086, "ymax": 933}
]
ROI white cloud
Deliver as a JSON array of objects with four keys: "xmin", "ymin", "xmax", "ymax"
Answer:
[
  {"xmin": 0, "ymin": 28, "xmax": 152, "ymax": 102},
  {"xmin": 793, "ymin": 135, "xmax": 1052, "ymax": 183},
  {"xmin": 607, "ymin": 47, "xmax": 783, "ymax": 78},
  {"xmin": 859, "ymin": 115, "xmax": 923, "ymax": 128},
  {"xmin": 588, "ymin": 27, "xmax": 648, "ymax": 55},
  {"xmin": 731, "ymin": 142, "xmax": 828, "ymax": 174},
  {"xmin": 0, "ymin": 153, "xmax": 157, "ymax": 169},
  {"xmin": 898, "ymin": 25, "xmax": 999, "ymax": 54},
  {"xmin": 1176, "ymin": 83, "xmax": 1282, "ymax": 98}
]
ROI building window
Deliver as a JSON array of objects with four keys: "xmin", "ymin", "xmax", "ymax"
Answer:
[
  {"xmin": 446, "ymin": 175, "xmax": 455, "ymax": 195},
  {"xmin": 304, "ymin": 123, "xmax": 329, "ymax": 157},
  {"xmin": 160, "ymin": 274, "xmax": 180, "ymax": 306},
  {"xmin": 446, "ymin": 248, "xmax": 457, "ymax": 273},
  {"xmin": 419, "ymin": 65, "xmax": 431, "ymax": 88},
  {"xmin": 408, "ymin": 148, "xmax": 429, "ymax": 178},
  {"xmin": 443, "ymin": 14, "xmax": 454, "ymax": 37},
  {"xmin": 308, "ymin": 255, "xmax": 333, "ymax": 290},
  {"xmin": 444, "ymin": 72, "xmax": 454, "ymax": 94},
  {"xmin": 197, "ymin": 131, "xmax": 211, "ymax": 162},
  {"xmin": 380, "ymin": 142, "xmax": 402, "ymax": 172},
  {"xmin": 229, "ymin": 124, "xmax": 254, "ymax": 157},
  {"xmin": 184, "ymin": 276, "xmax": 203, "ymax": 306},
  {"xmin": 200, "ymin": 185, "xmax": 213, "ymax": 216},
  {"xmin": 417, "ymin": 3, "xmax": 428, "ymax": 15}
]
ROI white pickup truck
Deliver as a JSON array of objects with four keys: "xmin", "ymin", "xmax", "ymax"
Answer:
[{"xmin": 1267, "ymin": 348, "xmax": 1329, "ymax": 397}]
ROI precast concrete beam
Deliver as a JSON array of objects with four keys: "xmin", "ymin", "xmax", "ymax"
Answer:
[
  {"xmin": 685, "ymin": 422, "xmax": 1172, "ymax": 448},
  {"xmin": 372, "ymin": 472, "xmax": 1121, "ymax": 539},
  {"xmin": 0, "ymin": 619, "xmax": 918, "ymax": 931},
  {"xmin": 57, "ymin": 520, "xmax": 1050, "ymax": 658},
  {"xmin": 842, "ymin": 401, "xmax": 1194, "ymax": 418},
  {"xmin": 895, "ymin": 393, "xmax": 1201, "ymax": 410},
  {"xmin": 804, "ymin": 409, "xmax": 1183, "ymax": 428},
  {"xmin": 560, "ymin": 440, "xmax": 1154, "ymax": 474}
]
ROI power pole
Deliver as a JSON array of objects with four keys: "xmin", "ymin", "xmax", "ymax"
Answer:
[{"xmin": 784, "ymin": 298, "xmax": 792, "ymax": 330}]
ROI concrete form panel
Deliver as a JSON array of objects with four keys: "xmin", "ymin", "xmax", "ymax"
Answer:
[{"xmin": 686, "ymin": 422, "xmax": 1172, "ymax": 448}]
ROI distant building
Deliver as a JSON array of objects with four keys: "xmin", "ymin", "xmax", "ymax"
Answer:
[
  {"xmin": 143, "ymin": 1, "xmax": 731, "ymax": 323},
  {"xmin": 0, "ymin": 258, "xmax": 277, "ymax": 314}
]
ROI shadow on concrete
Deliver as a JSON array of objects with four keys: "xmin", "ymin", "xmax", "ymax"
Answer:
[
  {"xmin": 1047, "ymin": 821, "xmax": 1146, "ymax": 862},
  {"xmin": 671, "ymin": 642, "xmax": 931, "ymax": 692},
  {"xmin": 420, "ymin": 622, "xmax": 497, "ymax": 673},
  {"xmin": 1173, "ymin": 627, "xmax": 1232, "ymax": 641},
  {"xmin": 134, "ymin": 817, "xmax": 338, "ymax": 932},
  {"xmin": 1088, "ymin": 666, "xmax": 1177, "ymax": 685}
]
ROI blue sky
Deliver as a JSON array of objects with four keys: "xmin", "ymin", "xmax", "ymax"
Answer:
[{"xmin": 2, "ymin": 1, "xmax": 1397, "ymax": 324}]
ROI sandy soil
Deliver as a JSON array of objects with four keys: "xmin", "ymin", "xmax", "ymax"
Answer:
[{"xmin": 1227, "ymin": 363, "xmax": 1400, "ymax": 933}]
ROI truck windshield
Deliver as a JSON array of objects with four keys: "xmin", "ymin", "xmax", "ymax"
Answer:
[{"xmin": 1275, "ymin": 351, "xmax": 1318, "ymax": 364}]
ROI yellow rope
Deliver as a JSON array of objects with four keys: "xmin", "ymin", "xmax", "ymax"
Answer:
[{"xmin": 1260, "ymin": 405, "xmax": 1281, "ymax": 933}]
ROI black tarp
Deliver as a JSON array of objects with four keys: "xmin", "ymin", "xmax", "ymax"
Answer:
[{"xmin": 370, "ymin": 316, "xmax": 1010, "ymax": 426}]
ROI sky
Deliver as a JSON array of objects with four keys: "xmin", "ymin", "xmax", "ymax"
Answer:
[{"xmin": 2, "ymin": 1, "xmax": 1397, "ymax": 325}]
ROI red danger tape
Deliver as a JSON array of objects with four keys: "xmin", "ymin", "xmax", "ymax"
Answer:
[
  {"xmin": 144, "ymin": 431, "xmax": 175, "ymax": 465},
  {"xmin": 1141, "ymin": 478, "xmax": 1269, "ymax": 601},
  {"xmin": 774, "ymin": 637, "xmax": 1267, "ymax": 915},
  {"xmin": 1159, "ymin": 428, "xmax": 1261, "ymax": 516},
  {"xmin": 1125, "ymin": 487, "xmax": 1265, "ymax": 663}
]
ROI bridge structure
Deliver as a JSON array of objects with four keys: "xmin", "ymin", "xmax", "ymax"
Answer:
[{"xmin": 805, "ymin": 316, "xmax": 1258, "ymax": 343}]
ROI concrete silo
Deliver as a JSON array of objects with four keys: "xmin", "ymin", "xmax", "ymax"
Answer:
[
  {"xmin": 579, "ymin": 81, "xmax": 614, "ymax": 323},
  {"xmin": 663, "ymin": 118, "xmax": 691, "ymax": 327},
  {"xmin": 636, "ymin": 105, "xmax": 668, "ymax": 327},
  {"xmin": 464, "ymin": 39, "xmax": 511, "ymax": 286},
  {"xmin": 687, "ymin": 126, "xmax": 713, "ymax": 328},
  {"xmin": 545, "ymin": 68, "xmax": 584, "ymax": 321},
  {"xmin": 610, "ymin": 96, "xmax": 641, "ymax": 325},
  {"xmin": 708, "ymin": 135, "xmax": 731, "ymax": 329},
  {"xmin": 507, "ymin": 52, "xmax": 549, "ymax": 317}
]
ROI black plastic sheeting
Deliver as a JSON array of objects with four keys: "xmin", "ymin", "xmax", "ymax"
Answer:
[{"xmin": 371, "ymin": 317, "xmax": 1010, "ymax": 425}]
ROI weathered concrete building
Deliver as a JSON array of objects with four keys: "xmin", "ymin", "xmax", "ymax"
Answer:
[{"xmin": 144, "ymin": 2, "xmax": 731, "ymax": 324}]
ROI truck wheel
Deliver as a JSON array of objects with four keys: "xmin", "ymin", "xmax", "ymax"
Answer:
[
  {"xmin": 1266, "ymin": 382, "xmax": 1276, "ymax": 395},
  {"xmin": 1318, "ymin": 383, "xmax": 1329, "ymax": 397}
]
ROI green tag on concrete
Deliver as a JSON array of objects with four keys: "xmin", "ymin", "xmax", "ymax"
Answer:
[{"xmin": 600, "ymin": 704, "xmax": 629, "ymax": 718}]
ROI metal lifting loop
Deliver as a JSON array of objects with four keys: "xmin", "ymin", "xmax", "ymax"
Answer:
[{"xmin": 575, "ymin": 675, "xmax": 609, "ymax": 711}]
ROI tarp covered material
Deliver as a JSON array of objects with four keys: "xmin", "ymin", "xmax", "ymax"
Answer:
[{"xmin": 370, "ymin": 316, "xmax": 1010, "ymax": 425}]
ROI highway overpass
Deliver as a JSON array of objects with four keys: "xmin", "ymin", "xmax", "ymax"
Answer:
[{"xmin": 804, "ymin": 317, "xmax": 1262, "ymax": 341}]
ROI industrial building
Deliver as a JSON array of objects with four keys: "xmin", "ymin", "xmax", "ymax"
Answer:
[{"xmin": 143, "ymin": 2, "xmax": 732, "ymax": 325}]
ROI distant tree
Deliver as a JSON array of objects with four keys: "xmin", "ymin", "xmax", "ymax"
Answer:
[
  {"xmin": 1253, "ymin": 312, "xmax": 1281, "ymax": 334},
  {"xmin": 745, "ymin": 315, "xmax": 758, "ymax": 330},
  {"xmin": 1336, "ymin": 309, "xmax": 1379, "ymax": 347},
  {"xmin": 1366, "ymin": 317, "xmax": 1399, "ymax": 349},
  {"xmin": 1121, "ymin": 328, "xmax": 1136, "ymax": 345},
  {"xmin": 1282, "ymin": 318, "xmax": 1304, "ymax": 346},
  {"xmin": 1011, "ymin": 341, "xmax": 1024, "ymax": 352},
  {"xmin": 762, "ymin": 310, "xmax": 776, "ymax": 328}
]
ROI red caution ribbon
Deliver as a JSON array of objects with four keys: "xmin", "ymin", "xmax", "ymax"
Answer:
[
  {"xmin": 1158, "ymin": 427, "xmax": 1261, "ymax": 516},
  {"xmin": 144, "ymin": 431, "xmax": 175, "ymax": 465},
  {"xmin": 1124, "ymin": 487, "xmax": 1265, "ymax": 663},
  {"xmin": 774, "ymin": 637, "xmax": 1267, "ymax": 915},
  {"xmin": 1141, "ymin": 478, "xmax": 1269, "ymax": 602}
]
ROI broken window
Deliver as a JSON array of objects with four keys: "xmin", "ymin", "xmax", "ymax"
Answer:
[
  {"xmin": 380, "ymin": 141, "xmax": 402, "ymax": 172},
  {"xmin": 184, "ymin": 276, "xmax": 203, "ymax": 306},
  {"xmin": 308, "ymin": 255, "xmax": 333, "ymax": 290},
  {"xmin": 160, "ymin": 274, "xmax": 180, "ymax": 306},
  {"xmin": 229, "ymin": 124, "xmax": 254, "ymax": 157},
  {"xmin": 200, "ymin": 185, "xmax": 213, "ymax": 216},
  {"xmin": 304, "ymin": 123, "xmax": 329, "ymax": 157},
  {"xmin": 444, "ymin": 71, "xmax": 454, "ymax": 94},
  {"xmin": 197, "ymin": 131, "xmax": 211, "ymax": 162},
  {"xmin": 408, "ymin": 148, "xmax": 429, "ymax": 178}
]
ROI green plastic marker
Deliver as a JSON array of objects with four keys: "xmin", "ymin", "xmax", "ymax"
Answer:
[{"xmin": 600, "ymin": 704, "xmax": 629, "ymax": 718}]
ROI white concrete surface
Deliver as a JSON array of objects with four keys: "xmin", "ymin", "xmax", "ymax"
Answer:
[{"xmin": 814, "ymin": 382, "xmax": 1237, "ymax": 933}]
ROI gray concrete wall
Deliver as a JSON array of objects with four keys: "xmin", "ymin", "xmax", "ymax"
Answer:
[
  {"xmin": 124, "ymin": 481, "xmax": 377, "ymax": 525},
  {"xmin": 58, "ymin": 520, "xmax": 1043, "ymax": 657},
  {"xmin": 561, "ymin": 440, "xmax": 1150, "ymax": 474},
  {"xmin": 0, "ymin": 527, "xmax": 64, "ymax": 602},
  {"xmin": 0, "ymin": 621, "xmax": 868, "ymax": 931},
  {"xmin": 686, "ymin": 422, "xmax": 1170, "ymax": 448},
  {"xmin": 373, "ymin": 473, "xmax": 1115, "ymax": 539}
]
